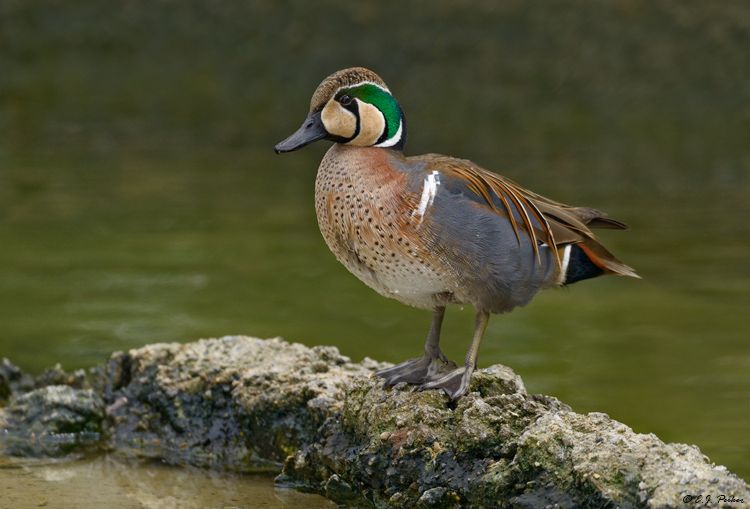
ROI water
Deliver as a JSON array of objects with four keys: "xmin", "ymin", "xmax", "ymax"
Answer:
[
  {"xmin": 0, "ymin": 456, "xmax": 334, "ymax": 509},
  {"xmin": 1, "ymin": 1, "xmax": 749, "ymax": 503}
]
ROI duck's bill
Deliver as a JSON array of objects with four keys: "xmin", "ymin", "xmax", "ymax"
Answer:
[{"xmin": 274, "ymin": 112, "xmax": 328, "ymax": 153}]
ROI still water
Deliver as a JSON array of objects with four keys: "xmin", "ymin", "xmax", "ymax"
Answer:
[
  {"xmin": 0, "ymin": 456, "xmax": 334, "ymax": 509},
  {"xmin": 1, "ymin": 1, "xmax": 749, "ymax": 505}
]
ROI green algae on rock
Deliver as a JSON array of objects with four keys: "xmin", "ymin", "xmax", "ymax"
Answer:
[{"xmin": 1, "ymin": 336, "xmax": 748, "ymax": 508}]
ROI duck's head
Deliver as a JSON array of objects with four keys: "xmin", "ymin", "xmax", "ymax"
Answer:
[{"xmin": 274, "ymin": 67, "xmax": 406, "ymax": 154}]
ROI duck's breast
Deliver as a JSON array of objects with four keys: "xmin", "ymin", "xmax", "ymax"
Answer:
[{"xmin": 314, "ymin": 145, "xmax": 458, "ymax": 309}]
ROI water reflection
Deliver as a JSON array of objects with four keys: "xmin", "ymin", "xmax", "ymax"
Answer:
[{"xmin": 0, "ymin": 456, "xmax": 334, "ymax": 509}]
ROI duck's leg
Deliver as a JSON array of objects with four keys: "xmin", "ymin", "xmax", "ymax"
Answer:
[
  {"xmin": 375, "ymin": 306, "xmax": 456, "ymax": 386},
  {"xmin": 418, "ymin": 310, "xmax": 489, "ymax": 400}
]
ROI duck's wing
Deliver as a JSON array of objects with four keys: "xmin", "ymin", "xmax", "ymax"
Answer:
[{"xmin": 412, "ymin": 153, "xmax": 639, "ymax": 278}]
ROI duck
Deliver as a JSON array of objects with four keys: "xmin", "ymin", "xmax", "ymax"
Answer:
[{"xmin": 274, "ymin": 67, "xmax": 638, "ymax": 400}]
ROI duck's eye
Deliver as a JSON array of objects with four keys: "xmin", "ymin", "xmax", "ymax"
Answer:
[{"xmin": 338, "ymin": 94, "xmax": 353, "ymax": 106}]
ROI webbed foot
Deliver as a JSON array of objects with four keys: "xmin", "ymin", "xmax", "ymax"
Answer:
[
  {"xmin": 418, "ymin": 366, "xmax": 474, "ymax": 400},
  {"xmin": 375, "ymin": 354, "xmax": 457, "ymax": 386}
]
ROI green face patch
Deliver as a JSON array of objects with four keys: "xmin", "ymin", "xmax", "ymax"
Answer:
[{"xmin": 338, "ymin": 84, "xmax": 401, "ymax": 141}]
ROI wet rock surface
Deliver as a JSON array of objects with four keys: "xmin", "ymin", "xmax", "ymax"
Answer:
[
  {"xmin": 1, "ymin": 385, "xmax": 103, "ymax": 457},
  {"xmin": 1, "ymin": 337, "xmax": 748, "ymax": 508}
]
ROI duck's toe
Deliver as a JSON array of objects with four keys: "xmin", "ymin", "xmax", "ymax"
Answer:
[
  {"xmin": 418, "ymin": 366, "xmax": 473, "ymax": 400},
  {"xmin": 375, "ymin": 355, "xmax": 456, "ymax": 387}
]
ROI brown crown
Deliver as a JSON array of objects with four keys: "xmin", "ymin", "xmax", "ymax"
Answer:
[{"xmin": 309, "ymin": 67, "xmax": 388, "ymax": 113}]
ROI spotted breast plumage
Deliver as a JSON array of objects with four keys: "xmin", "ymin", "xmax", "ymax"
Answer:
[{"xmin": 275, "ymin": 67, "xmax": 638, "ymax": 399}]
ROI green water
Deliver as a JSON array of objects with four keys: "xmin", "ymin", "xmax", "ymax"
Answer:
[
  {"xmin": 1, "ymin": 1, "xmax": 749, "ymax": 503},
  {"xmin": 0, "ymin": 456, "xmax": 335, "ymax": 509}
]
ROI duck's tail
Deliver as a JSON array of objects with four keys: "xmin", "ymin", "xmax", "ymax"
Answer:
[{"xmin": 562, "ymin": 238, "xmax": 640, "ymax": 285}]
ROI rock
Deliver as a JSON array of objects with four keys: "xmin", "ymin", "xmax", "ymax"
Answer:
[
  {"xmin": 1, "ymin": 385, "xmax": 103, "ymax": 457},
  {"xmin": 1, "ymin": 336, "xmax": 748, "ymax": 508},
  {"xmin": 103, "ymin": 337, "xmax": 375, "ymax": 471},
  {"xmin": 324, "ymin": 473, "xmax": 358, "ymax": 503},
  {"xmin": 0, "ymin": 358, "xmax": 34, "ymax": 404},
  {"xmin": 34, "ymin": 364, "xmax": 90, "ymax": 391}
]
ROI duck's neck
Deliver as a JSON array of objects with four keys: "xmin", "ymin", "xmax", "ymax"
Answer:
[{"xmin": 379, "ymin": 109, "xmax": 407, "ymax": 152}]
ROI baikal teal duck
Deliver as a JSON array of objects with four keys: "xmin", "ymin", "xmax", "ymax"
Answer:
[{"xmin": 275, "ymin": 67, "xmax": 639, "ymax": 400}]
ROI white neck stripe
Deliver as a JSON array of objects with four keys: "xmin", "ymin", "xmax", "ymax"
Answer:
[{"xmin": 374, "ymin": 120, "xmax": 403, "ymax": 148}]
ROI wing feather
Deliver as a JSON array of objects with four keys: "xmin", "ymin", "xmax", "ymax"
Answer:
[{"xmin": 413, "ymin": 154, "xmax": 633, "ymax": 275}]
